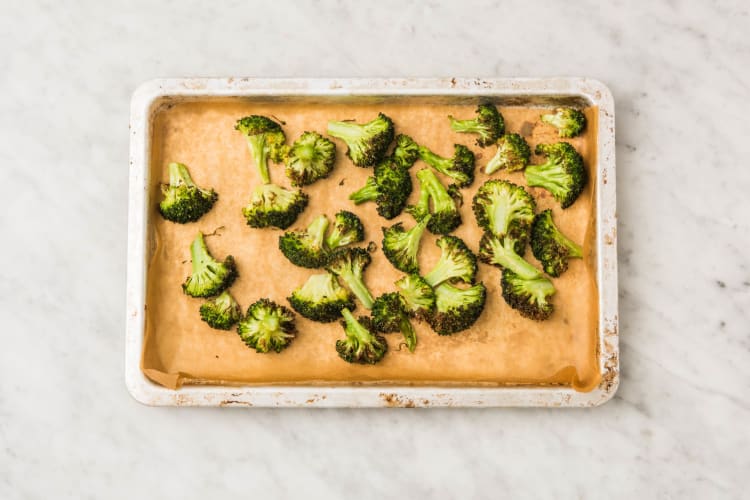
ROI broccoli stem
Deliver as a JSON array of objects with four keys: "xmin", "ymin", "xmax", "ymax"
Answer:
[
  {"xmin": 418, "ymin": 146, "xmax": 451, "ymax": 176},
  {"xmin": 340, "ymin": 273, "xmax": 374, "ymax": 309},
  {"xmin": 341, "ymin": 307, "xmax": 373, "ymax": 340},
  {"xmin": 168, "ymin": 162, "xmax": 195, "ymax": 187},
  {"xmin": 524, "ymin": 277, "xmax": 557, "ymax": 304},
  {"xmin": 190, "ymin": 232, "xmax": 212, "ymax": 273},
  {"xmin": 448, "ymin": 117, "xmax": 480, "ymax": 133},
  {"xmin": 245, "ymin": 135, "xmax": 271, "ymax": 184},
  {"xmin": 399, "ymin": 315, "xmax": 417, "ymax": 352},
  {"xmin": 327, "ymin": 121, "xmax": 363, "ymax": 142},
  {"xmin": 556, "ymin": 231, "xmax": 583, "ymax": 258},
  {"xmin": 349, "ymin": 177, "xmax": 378, "ymax": 204},
  {"xmin": 486, "ymin": 237, "xmax": 541, "ymax": 280},
  {"xmin": 418, "ymin": 169, "xmax": 453, "ymax": 212},
  {"xmin": 524, "ymin": 161, "xmax": 569, "ymax": 197},
  {"xmin": 308, "ymin": 215, "xmax": 330, "ymax": 250}
]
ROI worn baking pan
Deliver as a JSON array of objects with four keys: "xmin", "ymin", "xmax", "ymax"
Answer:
[{"xmin": 126, "ymin": 77, "xmax": 618, "ymax": 407}]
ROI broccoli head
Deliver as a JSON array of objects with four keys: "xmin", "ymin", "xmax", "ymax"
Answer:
[
  {"xmin": 424, "ymin": 235, "xmax": 477, "ymax": 287},
  {"xmin": 407, "ymin": 169, "xmax": 462, "ymax": 235},
  {"xmin": 235, "ymin": 115, "xmax": 287, "ymax": 184},
  {"xmin": 199, "ymin": 290, "xmax": 242, "ymax": 330},
  {"xmin": 182, "ymin": 232, "xmax": 238, "ymax": 298},
  {"xmin": 336, "ymin": 308, "xmax": 388, "ymax": 364},
  {"xmin": 525, "ymin": 142, "xmax": 586, "ymax": 209},
  {"xmin": 158, "ymin": 162, "xmax": 218, "ymax": 223},
  {"xmin": 326, "ymin": 210, "xmax": 365, "ymax": 250},
  {"xmin": 381, "ymin": 215, "xmax": 431, "ymax": 274},
  {"xmin": 285, "ymin": 131, "xmax": 336, "ymax": 187},
  {"xmin": 372, "ymin": 292, "xmax": 417, "ymax": 352},
  {"xmin": 327, "ymin": 113, "xmax": 394, "ymax": 167},
  {"xmin": 540, "ymin": 108, "xmax": 586, "ymax": 138},
  {"xmin": 391, "ymin": 134, "xmax": 420, "ymax": 169},
  {"xmin": 472, "ymin": 180, "xmax": 535, "ymax": 252},
  {"xmin": 325, "ymin": 247, "xmax": 375, "ymax": 309},
  {"xmin": 349, "ymin": 159, "xmax": 412, "ymax": 219},
  {"xmin": 530, "ymin": 209, "xmax": 583, "ymax": 277},
  {"xmin": 418, "ymin": 144, "xmax": 475, "ymax": 188},
  {"xmin": 501, "ymin": 270, "xmax": 555, "ymax": 321},
  {"xmin": 428, "ymin": 282, "xmax": 486, "ymax": 335},
  {"xmin": 484, "ymin": 133, "xmax": 531, "ymax": 174},
  {"xmin": 237, "ymin": 298, "xmax": 297, "ymax": 353},
  {"xmin": 288, "ymin": 272, "xmax": 355, "ymax": 323},
  {"xmin": 278, "ymin": 214, "xmax": 330, "ymax": 268},
  {"xmin": 242, "ymin": 183, "xmax": 308, "ymax": 229},
  {"xmin": 448, "ymin": 104, "xmax": 505, "ymax": 147},
  {"xmin": 395, "ymin": 274, "xmax": 436, "ymax": 321}
]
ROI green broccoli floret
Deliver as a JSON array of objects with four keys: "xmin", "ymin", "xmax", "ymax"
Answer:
[
  {"xmin": 158, "ymin": 162, "xmax": 218, "ymax": 223},
  {"xmin": 484, "ymin": 133, "xmax": 531, "ymax": 174},
  {"xmin": 326, "ymin": 210, "xmax": 365, "ymax": 250},
  {"xmin": 237, "ymin": 298, "xmax": 297, "ymax": 353},
  {"xmin": 372, "ymin": 292, "xmax": 417, "ymax": 352},
  {"xmin": 242, "ymin": 183, "xmax": 309, "ymax": 229},
  {"xmin": 395, "ymin": 274, "xmax": 436, "ymax": 321},
  {"xmin": 327, "ymin": 113, "xmax": 394, "ymax": 167},
  {"xmin": 278, "ymin": 214, "xmax": 330, "ymax": 268},
  {"xmin": 418, "ymin": 144, "xmax": 475, "ymax": 187},
  {"xmin": 349, "ymin": 159, "xmax": 412, "ymax": 219},
  {"xmin": 424, "ymin": 235, "xmax": 477, "ymax": 287},
  {"xmin": 525, "ymin": 142, "xmax": 586, "ymax": 209},
  {"xmin": 199, "ymin": 290, "xmax": 242, "ymax": 330},
  {"xmin": 540, "ymin": 108, "xmax": 586, "ymax": 138},
  {"xmin": 381, "ymin": 215, "xmax": 431, "ymax": 274},
  {"xmin": 428, "ymin": 282, "xmax": 486, "ymax": 335},
  {"xmin": 391, "ymin": 134, "xmax": 420, "ymax": 169},
  {"xmin": 235, "ymin": 115, "xmax": 287, "ymax": 184},
  {"xmin": 182, "ymin": 232, "xmax": 238, "ymax": 298},
  {"xmin": 530, "ymin": 209, "xmax": 583, "ymax": 277},
  {"xmin": 288, "ymin": 272, "xmax": 355, "ymax": 323},
  {"xmin": 285, "ymin": 131, "xmax": 336, "ymax": 186},
  {"xmin": 325, "ymin": 247, "xmax": 375, "ymax": 309},
  {"xmin": 336, "ymin": 308, "xmax": 388, "ymax": 364},
  {"xmin": 407, "ymin": 169, "xmax": 462, "ymax": 235},
  {"xmin": 472, "ymin": 180, "xmax": 535, "ymax": 253},
  {"xmin": 448, "ymin": 104, "xmax": 505, "ymax": 147}
]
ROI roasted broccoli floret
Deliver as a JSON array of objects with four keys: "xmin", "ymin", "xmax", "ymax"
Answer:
[
  {"xmin": 237, "ymin": 298, "xmax": 297, "ymax": 353},
  {"xmin": 540, "ymin": 108, "xmax": 586, "ymax": 138},
  {"xmin": 242, "ymin": 183, "xmax": 309, "ymax": 229},
  {"xmin": 530, "ymin": 209, "xmax": 583, "ymax": 277},
  {"xmin": 391, "ymin": 134, "xmax": 420, "ymax": 169},
  {"xmin": 395, "ymin": 274, "xmax": 436, "ymax": 321},
  {"xmin": 288, "ymin": 272, "xmax": 355, "ymax": 323},
  {"xmin": 285, "ymin": 131, "xmax": 336, "ymax": 186},
  {"xmin": 418, "ymin": 144, "xmax": 475, "ymax": 187},
  {"xmin": 424, "ymin": 235, "xmax": 477, "ymax": 287},
  {"xmin": 235, "ymin": 115, "xmax": 287, "ymax": 184},
  {"xmin": 278, "ymin": 214, "xmax": 330, "ymax": 268},
  {"xmin": 326, "ymin": 210, "xmax": 365, "ymax": 250},
  {"xmin": 428, "ymin": 282, "xmax": 486, "ymax": 335},
  {"xmin": 484, "ymin": 133, "xmax": 531, "ymax": 174},
  {"xmin": 448, "ymin": 104, "xmax": 505, "ymax": 147},
  {"xmin": 349, "ymin": 159, "xmax": 412, "ymax": 219},
  {"xmin": 158, "ymin": 162, "xmax": 217, "ymax": 223},
  {"xmin": 327, "ymin": 113, "xmax": 394, "ymax": 167},
  {"xmin": 407, "ymin": 169, "xmax": 462, "ymax": 235},
  {"xmin": 472, "ymin": 180, "xmax": 535, "ymax": 253},
  {"xmin": 525, "ymin": 142, "xmax": 586, "ymax": 209},
  {"xmin": 372, "ymin": 292, "xmax": 417, "ymax": 352},
  {"xmin": 326, "ymin": 247, "xmax": 375, "ymax": 309},
  {"xmin": 381, "ymin": 215, "xmax": 431, "ymax": 274},
  {"xmin": 336, "ymin": 308, "xmax": 388, "ymax": 364},
  {"xmin": 182, "ymin": 232, "xmax": 237, "ymax": 298},
  {"xmin": 199, "ymin": 290, "xmax": 242, "ymax": 330}
]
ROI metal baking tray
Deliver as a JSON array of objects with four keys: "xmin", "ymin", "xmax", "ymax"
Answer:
[{"xmin": 126, "ymin": 77, "xmax": 618, "ymax": 407}]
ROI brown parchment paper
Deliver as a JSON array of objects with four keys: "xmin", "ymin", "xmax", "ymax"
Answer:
[{"xmin": 142, "ymin": 99, "xmax": 599, "ymax": 391}]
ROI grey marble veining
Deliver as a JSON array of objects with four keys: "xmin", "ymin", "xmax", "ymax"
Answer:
[{"xmin": 1, "ymin": 0, "xmax": 748, "ymax": 498}]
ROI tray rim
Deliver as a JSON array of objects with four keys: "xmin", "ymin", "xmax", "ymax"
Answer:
[{"xmin": 126, "ymin": 77, "xmax": 618, "ymax": 407}]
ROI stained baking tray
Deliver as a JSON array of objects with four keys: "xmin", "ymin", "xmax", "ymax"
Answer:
[{"xmin": 126, "ymin": 77, "xmax": 618, "ymax": 407}]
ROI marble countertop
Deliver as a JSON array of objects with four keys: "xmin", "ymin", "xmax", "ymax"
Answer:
[{"xmin": 1, "ymin": 1, "xmax": 748, "ymax": 498}]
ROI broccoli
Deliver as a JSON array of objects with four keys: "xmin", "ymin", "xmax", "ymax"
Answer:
[
  {"xmin": 381, "ymin": 215, "xmax": 431, "ymax": 274},
  {"xmin": 327, "ymin": 113, "xmax": 394, "ymax": 167},
  {"xmin": 372, "ymin": 292, "xmax": 417, "ymax": 352},
  {"xmin": 235, "ymin": 115, "xmax": 287, "ymax": 184},
  {"xmin": 447, "ymin": 104, "xmax": 505, "ymax": 147},
  {"xmin": 278, "ymin": 214, "xmax": 330, "ymax": 268},
  {"xmin": 407, "ymin": 169, "xmax": 462, "ymax": 235},
  {"xmin": 336, "ymin": 308, "xmax": 388, "ymax": 364},
  {"xmin": 326, "ymin": 210, "xmax": 365, "ymax": 250},
  {"xmin": 525, "ymin": 142, "xmax": 586, "ymax": 209},
  {"xmin": 424, "ymin": 235, "xmax": 477, "ymax": 287},
  {"xmin": 199, "ymin": 290, "xmax": 242, "ymax": 330},
  {"xmin": 349, "ymin": 159, "xmax": 412, "ymax": 219},
  {"xmin": 182, "ymin": 232, "xmax": 237, "ymax": 298},
  {"xmin": 158, "ymin": 162, "xmax": 218, "ymax": 223},
  {"xmin": 530, "ymin": 209, "xmax": 583, "ymax": 277},
  {"xmin": 540, "ymin": 108, "xmax": 586, "ymax": 138},
  {"xmin": 428, "ymin": 282, "xmax": 486, "ymax": 335},
  {"xmin": 288, "ymin": 272, "xmax": 355, "ymax": 323},
  {"xmin": 472, "ymin": 180, "xmax": 535, "ymax": 253},
  {"xmin": 391, "ymin": 134, "xmax": 420, "ymax": 169},
  {"xmin": 237, "ymin": 298, "xmax": 297, "ymax": 353},
  {"xmin": 484, "ymin": 133, "xmax": 531, "ymax": 174},
  {"xmin": 418, "ymin": 144, "xmax": 475, "ymax": 187},
  {"xmin": 325, "ymin": 247, "xmax": 375, "ymax": 309},
  {"xmin": 395, "ymin": 274, "xmax": 436, "ymax": 321},
  {"xmin": 285, "ymin": 131, "xmax": 336, "ymax": 186},
  {"xmin": 242, "ymin": 183, "xmax": 309, "ymax": 229}
]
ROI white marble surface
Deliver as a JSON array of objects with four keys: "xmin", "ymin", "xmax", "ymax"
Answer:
[{"xmin": 1, "ymin": 0, "xmax": 748, "ymax": 498}]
